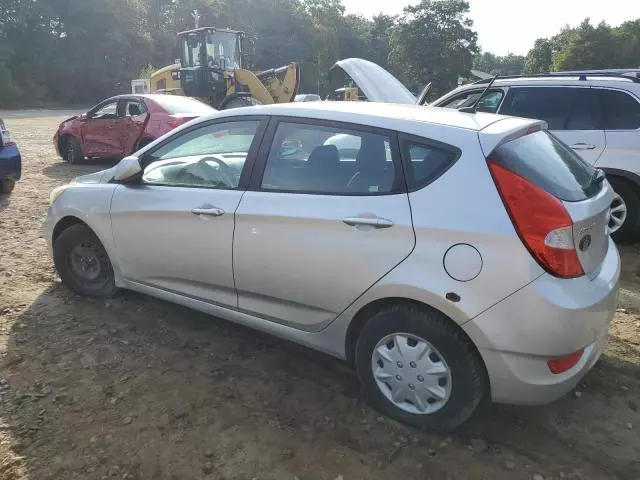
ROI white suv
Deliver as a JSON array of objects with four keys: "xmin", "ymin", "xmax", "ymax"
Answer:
[{"xmin": 432, "ymin": 70, "xmax": 640, "ymax": 241}]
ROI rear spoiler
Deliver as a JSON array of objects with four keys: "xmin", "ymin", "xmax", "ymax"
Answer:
[{"xmin": 478, "ymin": 118, "xmax": 547, "ymax": 157}]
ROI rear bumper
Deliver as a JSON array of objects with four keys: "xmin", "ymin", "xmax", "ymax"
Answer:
[
  {"xmin": 463, "ymin": 236, "xmax": 620, "ymax": 405},
  {"xmin": 0, "ymin": 144, "xmax": 22, "ymax": 181}
]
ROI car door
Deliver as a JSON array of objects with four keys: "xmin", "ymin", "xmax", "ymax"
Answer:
[
  {"xmin": 110, "ymin": 117, "xmax": 267, "ymax": 308},
  {"xmin": 593, "ymin": 87, "xmax": 640, "ymax": 172},
  {"xmin": 81, "ymin": 100, "xmax": 124, "ymax": 157},
  {"xmin": 119, "ymin": 99, "xmax": 149, "ymax": 155},
  {"xmin": 499, "ymin": 86, "xmax": 606, "ymax": 165},
  {"xmin": 233, "ymin": 118, "xmax": 415, "ymax": 331}
]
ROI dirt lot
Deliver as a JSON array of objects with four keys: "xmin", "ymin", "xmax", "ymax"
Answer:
[{"xmin": 0, "ymin": 110, "xmax": 639, "ymax": 480}]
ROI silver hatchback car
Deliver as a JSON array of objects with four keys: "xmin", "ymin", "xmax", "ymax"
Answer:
[{"xmin": 44, "ymin": 102, "xmax": 620, "ymax": 431}]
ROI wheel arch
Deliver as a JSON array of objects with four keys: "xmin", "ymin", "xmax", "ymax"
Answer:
[
  {"xmin": 344, "ymin": 297, "xmax": 487, "ymax": 379},
  {"xmin": 52, "ymin": 215, "xmax": 90, "ymax": 244},
  {"xmin": 601, "ymin": 168, "xmax": 640, "ymax": 191}
]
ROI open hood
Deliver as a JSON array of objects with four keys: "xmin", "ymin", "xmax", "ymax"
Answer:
[{"xmin": 331, "ymin": 58, "xmax": 416, "ymax": 105}]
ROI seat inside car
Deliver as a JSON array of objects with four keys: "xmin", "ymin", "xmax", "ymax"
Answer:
[{"xmin": 348, "ymin": 135, "xmax": 392, "ymax": 193}]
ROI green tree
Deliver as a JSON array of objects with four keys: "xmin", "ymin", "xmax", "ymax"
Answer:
[
  {"xmin": 389, "ymin": 0, "xmax": 478, "ymax": 96},
  {"xmin": 551, "ymin": 19, "xmax": 617, "ymax": 71},
  {"xmin": 523, "ymin": 38, "xmax": 553, "ymax": 73},
  {"xmin": 473, "ymin": 52, "xmax": 524, "ymax": 75}
]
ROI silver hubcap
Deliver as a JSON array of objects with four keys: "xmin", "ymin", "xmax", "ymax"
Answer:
[
  {"xmin": 69, "ymin": 243, "xmax": 102, "ymax": 281},
  {"xmin": 371, "ymin": 333, "xmax": 452, "ymax": 415},
  {"xmin": 608, "ymin": 193, "xmax": 627, "ymax": 234}
]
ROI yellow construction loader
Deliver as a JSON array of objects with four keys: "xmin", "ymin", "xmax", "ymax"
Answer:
[{"xmin": 150, "ymin": 27, "xmax": 300, "ymax": 109}]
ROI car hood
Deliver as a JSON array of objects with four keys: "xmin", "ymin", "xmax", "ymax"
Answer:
[
  {"xmin": 75, "ymin": 167, "xmax": 116, "ymax": 184},
  {"xmin": 331, "ymin": 58, "xmax": 416, "ymax": 105}
]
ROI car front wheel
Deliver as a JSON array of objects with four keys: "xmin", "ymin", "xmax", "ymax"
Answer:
[
  {"xmin": 53, "ymin": 224, "xmax": 117, "ymax": 298},
  {"xmin": 355, "ymin": 304, "xmax": 487, "ymax": 432},
  {"xmin": 64, "ymin": 137, "xmax": 84, "ymax": 164}
]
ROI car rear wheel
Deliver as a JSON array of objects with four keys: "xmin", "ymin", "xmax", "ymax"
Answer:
[
  {"xmin": 608, "ymin": 177, "xmax": 640, "ymax": 242},
  {"xmin": 0, "ymin": 179, "xmax": 15, "ymax": 194},
  {"xmin": 355, "ymin": 304, "xmax": 487, "ymax": 432},
  {"xmin": 53, "ymin": 224, "xmax": 117, "ymax": 298},
  {"xmin": 64, "ymin": 137, "xmax": 83, "ymax": 164}
]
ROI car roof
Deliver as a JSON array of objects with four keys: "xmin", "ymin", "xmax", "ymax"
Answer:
[
  {"xmin": 198, "ymin": 101, "xmax": 509, "ymax": 132},
  {"xmin": 455, "ymin": 76, "xmax": 640, "ymax": 89}
]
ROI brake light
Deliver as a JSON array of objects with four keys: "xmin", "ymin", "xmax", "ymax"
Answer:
[
  {"xmin": 166, "ymin": 115, "xmax": 195, "ymax": 130},
  {"xmin": 488, "ymin": 161, "xmax": 584, "ymax": 278},
  {"xmin": 548, "ymin": 348, "xmax": 584, "ymax": 374},
  {"xmin": 1, "ymin": 131, "xmax": 14, "ymax": 147}
]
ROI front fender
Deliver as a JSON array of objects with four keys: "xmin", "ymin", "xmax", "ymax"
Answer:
[{"xmin": 45, "ymin": 184, "xmax": 122, "ymax": 283}]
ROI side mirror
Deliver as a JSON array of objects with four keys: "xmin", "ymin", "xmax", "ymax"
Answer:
[
  {"xmin": 113, "ymin": 156, "xmax": 142, "ymax": 182},
  {"xmin": 79, "ymin": 113, "xmax": 88, "ymax": 121}
]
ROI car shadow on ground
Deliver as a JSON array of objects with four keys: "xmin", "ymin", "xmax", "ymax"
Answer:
[
  {"xmin": 0, "ymin": 192, "xmax": 11, "ymax": 214},
  {"xmin": 42, "ymin": 159, "xmax": 117, "ymax": 183},
  {"xmin": 2, "ymin": 284, "xmax": 638, "ymax": 479}
]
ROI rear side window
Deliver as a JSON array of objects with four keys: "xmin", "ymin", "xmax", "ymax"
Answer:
[
  {"xmin": 501, "ymin": 87, "xmax": 576, "ymax": 130},
  {"xmin": 597, "ymin": 89, "xmax": 640, "ymax": 130},
  {"xmin": 490, "ymin": 130, "xmax": 600, "ymax": 201},
  {"xmin": 400, "ymin": 138, "xmax": 460, "ymax": 189}
]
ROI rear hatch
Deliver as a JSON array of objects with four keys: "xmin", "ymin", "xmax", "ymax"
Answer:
[{"xmin": 485, "ymin": 127, "xmax": 612, "ymax": 279}]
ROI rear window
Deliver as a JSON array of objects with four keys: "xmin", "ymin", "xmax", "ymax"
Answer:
[
  {"xmin": 597, "ymin": 89, "xmax": 640, "ymax": 130},
  {"xmin": 151, "ymin": 96, "xmax": 215, "ymax": 115},
  {"xmin": 491, "ymin": 130, "xmax": 601, "ymax": 201}
]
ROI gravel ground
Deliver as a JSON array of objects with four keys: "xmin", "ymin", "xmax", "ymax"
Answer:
[{"xmin": 0, "ymin": 109, "xmax": 639, "ymax": 480}]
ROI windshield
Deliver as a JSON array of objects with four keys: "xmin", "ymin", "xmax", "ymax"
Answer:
[
  {"xmin": 180, "ymin": 31, "xmax": 240, "ymax": 69},
  {"xmin": 205, "ymin": 32, "xmax": 240, "ymax": 69}
]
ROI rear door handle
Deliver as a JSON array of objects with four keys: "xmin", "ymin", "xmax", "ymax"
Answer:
[
  {"xmin": 191, "ymin": 206, "xmax": 225, "ymax": 217},
  {"xmin": 570, "ymin": 143, "xmax": 596, "ymax": 150},
  {"xmin": 343, "ymin": 216, "xmax": 394, "ymax": 228}
]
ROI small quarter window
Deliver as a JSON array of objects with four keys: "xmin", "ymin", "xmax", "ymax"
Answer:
[{"xmin": 400, "ymin": 138, "xmax": 459, "ymax": 189}]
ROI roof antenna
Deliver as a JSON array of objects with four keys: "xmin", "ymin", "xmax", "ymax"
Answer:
[{"xmin": 459, "ymin": 75, "xmax": 498, "ymax": 114}]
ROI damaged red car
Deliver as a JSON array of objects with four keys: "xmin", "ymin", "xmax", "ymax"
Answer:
[{"xmin": 54, "ymin": 94, "xmax": 215, "ymax": 163}]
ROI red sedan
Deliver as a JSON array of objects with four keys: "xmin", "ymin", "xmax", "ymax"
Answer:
[{"xmin": 54, "ymin": 94, "xmax": 215, "ymax": 163}]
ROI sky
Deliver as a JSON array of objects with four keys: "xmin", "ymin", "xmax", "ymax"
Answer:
[{"xmin": 342, "ymin": 0, "xmax": 640, "ymax": 56}]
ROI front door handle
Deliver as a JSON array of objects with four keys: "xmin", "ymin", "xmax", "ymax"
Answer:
[
  {"xmin": 570, "ymin": 143, "xmax": 596, "ymax": 150},
  {"xmin": 191, "ymin": 206, "xmax": 225, "ymax": 217},
  {"xmin": 343, "ymin": 216, "xmax": 394, "ymax": 228}
]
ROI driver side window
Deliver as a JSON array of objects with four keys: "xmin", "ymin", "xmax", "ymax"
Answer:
[
  {"xmin": 141, "ymin": 120, "xmax": 260, "ymax": 190},
  {"xmin": 89, "ymin": 101, "xmax": 119, "ymax": 120}
]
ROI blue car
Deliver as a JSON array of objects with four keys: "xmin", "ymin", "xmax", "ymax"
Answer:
[{"xmin": 0, "ymin": 118, "xmax": 21, "ymax": 194}]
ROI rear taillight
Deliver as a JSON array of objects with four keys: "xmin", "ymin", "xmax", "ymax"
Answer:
[
  {"xmin": 488, "ymin": 161, "xmax": 584, "ymax": 279},
  {"xmin": 1, "ymin": 131, "xmax": 14, "ymax": 147},
  {"xmin": 166, "ymin": 115, "xmax": 195, "ymax": 130}
]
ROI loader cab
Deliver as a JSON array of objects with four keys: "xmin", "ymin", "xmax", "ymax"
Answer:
[{"xmin": 178, "ymin": 27, "xmax": 245, "ymax": 103}]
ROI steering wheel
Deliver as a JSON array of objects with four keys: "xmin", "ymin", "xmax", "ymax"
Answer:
[{"xmin": 196, "ymin": 157, "xmax": 237, "ymax": 188}]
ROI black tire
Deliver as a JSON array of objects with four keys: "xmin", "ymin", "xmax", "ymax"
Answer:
[
  {"xmin": 135, "ymin": 138, "xmax": 154, "ymax": 151},
  {"xmin": 220, "ymin": 96, "xmax": 262, "ymax": 110},
  {"xmin": 608, "ymin": 177, "xmax": 640, "ymax": 243},
  {"xmin": 355, "ymin": 304, "xmax": 487, "ymax": 432},
  {"xmin": 53, "ymin": 224, "xmax": 117, "ymax": 298},
  {"xmin": 64, "ymin": 136, "xmax": 83, "ymax": 164},
  {"xmin": 0, "ymin": 179, "xmax": 15, "ymax": 194}
]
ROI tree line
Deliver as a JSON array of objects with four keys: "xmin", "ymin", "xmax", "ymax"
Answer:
[{"xmin": 1, "ymin": 0, "xmax": 639, "ymax": 109}]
